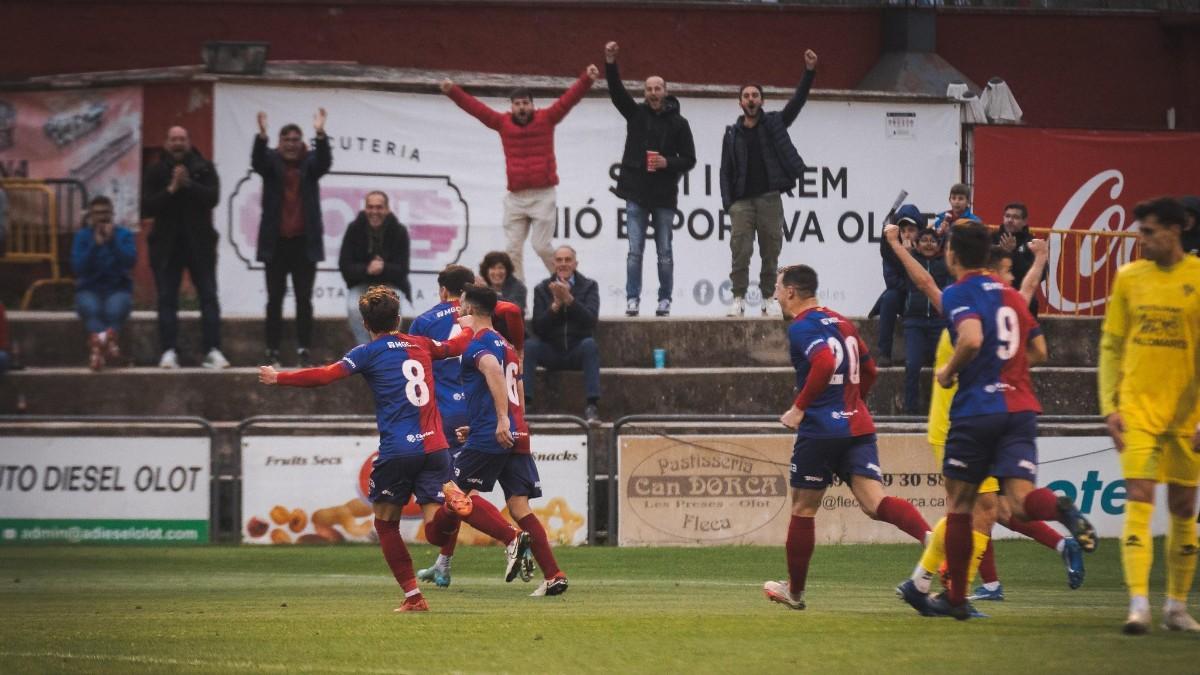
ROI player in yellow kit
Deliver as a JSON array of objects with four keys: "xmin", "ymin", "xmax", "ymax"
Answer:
[{"xmin": 1100, "ymin": 197, "xmax": 1200, "ymax": 635}]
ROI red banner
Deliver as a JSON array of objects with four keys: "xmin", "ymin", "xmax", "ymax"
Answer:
[{"xmin": 973, "ymin": 127, "xmax": 1200, "ymax": 314}]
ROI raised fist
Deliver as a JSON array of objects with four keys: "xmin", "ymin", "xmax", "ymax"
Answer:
[
  {"xmin": 605, "ymin": 41, "xmax": 619, "ymax": 64},
  {"xmin": 804, "ymin": 49, "xmax": 818, "ymax": 71},
  {"xmin": 440, "ymin": 79, "xmax": 454, "ymax": 94},
  {"xmin": 256, "ymin": 111, "xmax": 267, "ymax": 136},
  {"xmin": 586, "ymin": 64, "xmax": 600, "ymax": 81},
  {"xmin": 313, "ymin": 107, "xmax": 327, "ymax": 135}
]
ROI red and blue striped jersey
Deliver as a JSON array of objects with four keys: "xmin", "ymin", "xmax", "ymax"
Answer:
[
  {"xmin": 408, "ymin": 300, "xmax": 468, "ymax": 427},
  {"xmin": 942, "ymin": 272, "xmax": 1043, "ymax": 419},
  {"xmin": 789, "ymin": 307, "xmax": 876, "ymax": 438}
]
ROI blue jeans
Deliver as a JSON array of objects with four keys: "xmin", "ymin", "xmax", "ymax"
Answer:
[
  {"xmin": 524, "ymin": 336, "xmax": 601, "ymax": 406},
  {"xmin": 75, "ymin": 289, "xmax": 132, "ymax": 335},
  {"xmin": 903, "ymin": 317, "xmax": 943, "ymax": 415},
  {"xmin": 875, "ymin": 287, "xmax": 904, "ymax": 359},
  {"xmin": 625, "ymin": 201, "xmax": 675, "ymax": 302}
]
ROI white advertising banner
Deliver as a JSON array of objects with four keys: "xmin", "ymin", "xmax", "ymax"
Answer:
[
  {"xmin": 213, "ymin": 83, "xmax": 961, "ymax": 317},
  {"xmin": 0, "ymin": 437, "xmax": 210, "ymax": 544},
  {"xmin": 241, "ymin": 434, "xmax": 589, "ymax": 545}
]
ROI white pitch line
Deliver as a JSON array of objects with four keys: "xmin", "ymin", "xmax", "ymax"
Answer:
[{"xmin": 0, "ymin": 651, "xmax": 412, "ymax": 674}]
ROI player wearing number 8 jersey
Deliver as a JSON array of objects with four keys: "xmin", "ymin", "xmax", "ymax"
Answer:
[
  {"xmin": 258, "ymin": 285, "xmax": 477, "ymax": 613},
  {"xmin": 763, "ymin": 265, "xmax": 931, "ymax": 611}
]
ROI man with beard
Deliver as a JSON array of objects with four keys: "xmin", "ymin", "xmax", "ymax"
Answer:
[
  {"xmin": 719, "ymin": 50, "xmax": 818, "ymax": 317},
  {"xmin": 253, "ymin": 108, "xmax": 333, "ymax": 367},
  {"xmin": 338, "ymin": 191, "xmax": 411, "ymax": 346},
  {"xmin": 603, "ymin": 40, "xmax": 696, "ymax": 317},
  {"xmin": 441, "ymin": 66, "xmax": 599, "ymax": 282},
  {"xmin": 142, "ymin": 126, "xmax": 229, "ymax": 369}
]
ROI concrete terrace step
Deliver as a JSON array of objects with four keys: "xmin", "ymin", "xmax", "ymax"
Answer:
[
  {"xmin": 8, "ymin": 312, "xmax": 1102, "ymax": 369},
  {"xmin": 1, "ymin": 365, "xmax": 1101, "ymax": 420}
]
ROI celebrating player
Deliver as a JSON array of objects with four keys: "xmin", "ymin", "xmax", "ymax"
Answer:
[
  {"xmin": 882, "ymin": 224, "xmax": 1085, "ymax": 614},
  {"xmin": 763, "ymin": 264, "xmax": 931, "ymax": 610},
  {"xmin": 258, "ymin": 285, "xmax": 475, "ymax": 613},
  {"xmin": 424, "ymin": 284, "xmax": 536, "ymax": 585},
  {"xmin": 1100, "ymin": 197, "xmax": 1200, "ymax": 634},
  {"xmin": 920, "ymin": 221, "xmax": 1095, "ymax": 620}
]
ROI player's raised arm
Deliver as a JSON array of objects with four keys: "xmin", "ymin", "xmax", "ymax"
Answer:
[
  {"xmin": 884, "ymin": 223, "xmax": 944, "ymax": 314},
  {"xmin": 1019, "ymin": 238, "xmax": 1049, "ymax": 303},
  {"xmin": 476, "ymin": 352, "xmax": 514, "ymax": 448},
  {"xmin": 424, "ymin": 317, "xmax": 478, "ymax": 359},
  {"xmin": 260, "ymin": 362, "xmax": 351, "ymax": 388}
]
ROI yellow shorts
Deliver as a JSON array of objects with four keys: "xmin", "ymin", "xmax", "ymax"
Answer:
[
  {"xmin": 931, "ymin": 444, "xmax": 1000, "ymax": 494},
  {"xmin": 1120, "ymin": 429, "xmax": 1200, "ymax": 487}
]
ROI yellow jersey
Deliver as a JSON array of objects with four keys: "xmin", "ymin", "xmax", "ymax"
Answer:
[
  {"xmin": 1100, "ymin": 256, "xmax": 1200, "ymax": 435},
  {"xmin": 927, "ymin": 329, "xmax": 955, "ymax": 446}
]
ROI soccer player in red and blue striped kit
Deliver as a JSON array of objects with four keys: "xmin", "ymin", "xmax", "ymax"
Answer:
[
  {"xmin": 764, "ymin": 264, "xmax": 932, "ymax": 610},
  {"xmin": 921, "ymin": 221, "xmax": 1095, "ymax": 620}
]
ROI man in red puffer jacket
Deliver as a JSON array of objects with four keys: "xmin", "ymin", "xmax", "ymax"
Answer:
[{"xmin": 441, "ymin": 65, "xmax": 599, "ymax": 281}]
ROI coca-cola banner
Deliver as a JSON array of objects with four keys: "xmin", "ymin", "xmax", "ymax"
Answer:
[{"xmin": 973, "ymin": 127, "xmax": 1200, "ymax": 315}]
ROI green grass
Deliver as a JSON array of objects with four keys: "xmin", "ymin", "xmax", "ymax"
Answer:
[{"xmin": 0, "ymin": 540, "xmax": 1193, "ymax": 674}]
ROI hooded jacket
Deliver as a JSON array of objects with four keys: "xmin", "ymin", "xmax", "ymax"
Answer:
[
  {"xmin": 251, "ymin": 133, "xmax": 332, "ymax": 264},
  {"xmin": 880, "ymin": 204, "xmax": 926, "ymax": 289},
  {"xmin": 719, "ymin": 69, "xmax": 815, "ymax": 209},
  {"xmin": 605, "ymin": 62, "xmax": 697, "ymax": 210},
  {"xmin": 338, "ymin": 211, "xmax": 411, "ymax": 301},
  {"xmin": 142, "ymin": 148, "xmax": 220, "ymax": 268}
]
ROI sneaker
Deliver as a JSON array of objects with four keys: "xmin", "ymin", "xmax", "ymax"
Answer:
[
  {"xmin": 1056, "ymin": 495, "xmax": 1098, "ymax": 553},
  {"xmin": 394, "ymin": 594, "xmax": 429, "ymax": 612},
  {"xmin": 520, "ymin": 547, "xmax": 535, "ymax": 582},
  {"xmin": 297, "ymin": 348, "xmax": 314, "ymax": 368},
  {"xmin": 625, "ymin": 298, "xmax": 639, "ymax": 317},
  {"xmin": 584, "ymin": 404, "xmax": 600, "ymax": 425},
  {"xmin": 202, "ymin": 348, "xmax": 231, "ymax": 369},
  {"xmin": 655, "ymin": 299, "xmax": 671, "ymax": 317},
  {"xmin": 504, "ymin": 531, "xmax": 532, "ymax": 583},
  {"xmin": 441, "ymin": 482, "xmax": 473, "ymax": 517},
  {"xmin": 104, "ymin": 328, "xmax": 121, "ymax": 362},
  {"xmin": 1162, "ymin": 606, "xmax": 1200, "ymax": 632},
  {"xmin": 1061, "ymin": 537, "xmax": 1085, "ymax": 589},
  {"xmin": 159, "ymin": 348, "xmax": 179, "ymax": 369},
  {"xmin": 727, "ymin": 296, "xmax": 746, "ymax": 317},
  {"xmin": 763, "ymin": 580, "xmax": 805, "ymax": 610},
  {"xmin": 531, "ymin": 573, "xmax": 569, "ymax": 597},
  {"xmin": 264, "ymin": 349, "xmax": 281, "ymax": 368},
  {"xmin": 896, "ymin": 579, "xmax": 936, "ymax": 617},
  {"xmin": 762, "ymin": 297, "xmax": 782, "ymax": 317},
  {"xmin": 1124, "ymin": 607, "xmax": 1151, "ymax": 635},
  {"xmin": 87, "ymin": 334, "xmax": 105, "ymax": 371},
  {"xmin": 969, "ymin": 583, "xmax": 1005, "ymax": 602},
  {"xmin": 416, "ymin": 564, "xmax": 452, "ymax": 588}
]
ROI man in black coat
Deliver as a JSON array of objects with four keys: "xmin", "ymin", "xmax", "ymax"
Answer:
[
  {"xmin": 525, "ymin": 245, "xmax": 602, "ymax": 423},
  {"xmin": 338, "ymin": 191, "xmax": 411, "ymax": 345},
  {"xmin": 142, "ymin": 125, "xmax": 228, "ymax": 369},
  {"xmin": 993, "ymin": 202, "xmax": 1042, "ymax": 315},
  {"xmin": 252, "ymin": 108, "xmax": 332, "ymax": 366},
  {"xmin": 719, "ymin": 49, "xmax": 818, "ymax": 317},
  {"xmin": 604, "ymin": 41, "xmax": 696, "ymax": 318}
]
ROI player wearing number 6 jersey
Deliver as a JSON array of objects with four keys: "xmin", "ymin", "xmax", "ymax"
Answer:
[
  {"xmin": 923, "ymin": 221, "xmax": 1095, "ymax": 621},
  {"xmin": 258, "ymin": 285, "xmax": 477, "ymax": 613},
  {"xmin": 763, "ymin": 264, "xmax": 931, "ymax": 611},
  {"xmin": 425, "ymin": 284, "xmax": 536, "ymax": 585}
]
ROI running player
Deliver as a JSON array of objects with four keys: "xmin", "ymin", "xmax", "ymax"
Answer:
[
  {"xmin": 921, "ymin": 220, "xmax": 1095, "ymax": 620},
  {"xmin": 258, "ymin": 285, "xmax": 476, "ymax": 613},
  {"xmin": 424, "ymin": 284, "xmax": 535, "ymax": 585},
  {"xmin": 882, "ymin": 224, "xmax": 1085, "ymax": 613},
  {"xmin": 763, "ymin": 264, "xmax": 932, "ymax": 610},
  {"xmin": 1100, "ymin": 197, "xmax": 1200, "ymax": 634}
]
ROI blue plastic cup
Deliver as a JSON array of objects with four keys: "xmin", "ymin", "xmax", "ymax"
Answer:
[{"xmin": 653, "ymin": 348, "xmax": 666, "ymax": 369}]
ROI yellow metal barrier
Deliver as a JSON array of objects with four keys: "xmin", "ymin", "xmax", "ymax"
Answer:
[{"xmin": 0, "ymin": 178, "xmax": 73, "ymax": 309}]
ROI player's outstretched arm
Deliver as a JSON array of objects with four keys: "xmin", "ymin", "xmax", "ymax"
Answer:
[
  {"xmin": 1019, "ymin": 238, "xmax": 1049, "ymax": 303},
  {"xmin": 261, "ymin": 362, "xmax": 350, "ymax": 388},
  {"xmin": 884, "ymin": 223, "xmax": 943, "ymax": 313},
  {"xmin": 477, "ymin": 353, "xmax": 514, "ymax": 448}
]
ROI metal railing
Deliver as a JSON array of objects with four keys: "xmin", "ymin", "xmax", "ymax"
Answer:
[
  {"xmin": 1029, "ymin": 226, "xmax": 1141, "ymax": 316},
  {"xmin": 0, "ymin": 178, "xmax": 77, "ymax": 309}
]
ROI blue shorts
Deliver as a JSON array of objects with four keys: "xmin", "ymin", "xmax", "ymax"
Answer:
[
  {"xmin": 944, "ymin": 412, "xmax": 1038, "ymax": 485},
  {"xmin": 452, "ymin": 449, "xmax": 542, "ymax": 500},
  {"xmin": 790, "ymin": 434, "xmax": 883, "ymax": 489},
  {"xmin": 368, "ymin": 449, "xmax": 450, "ymax": 506}
]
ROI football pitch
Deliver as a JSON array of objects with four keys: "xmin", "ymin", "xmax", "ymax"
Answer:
[{"xmin": 1, "ymin": 541, "xmax": 1192, "ymax": 674}]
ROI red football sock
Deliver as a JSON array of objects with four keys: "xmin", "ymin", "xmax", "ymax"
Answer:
[
  {"xmin": 465, "ymin": 495, "xmax": 517, "ymax": 544},
  {"xmin": 518, "ymin": 513, "xmax": 562, "ymax": 579},
  {"xmin": 786, "ymin": 515, "xmax": 815, "ymax": 595},
  {"xmin": 374, "ymin": 519, "xmax": 418, "ymax": 594},
  {"xmin": 440, "ymin": 525, "xmax": 460, "ymax": 557},
  {"xmin": 945, "ymin": 513, "xmax": 973, "ymax": 606},
  {"xmin": 876, "ymin": 496, "xmax": 931, "ymax": 542},
  {"xmin": 1003, "ymin": 515, "xmax": 1063, "ymax": 550},
  {"xmin": 424, "ymin": 507, "xmax": 460, "ymax": 547},
  {"xmin": 1021, "ymin": 488, "xmax": 1060, "ymax": 522},
  {"xmin": 978, "ymin": 539, "xmax": 998, "ymax": 585}
]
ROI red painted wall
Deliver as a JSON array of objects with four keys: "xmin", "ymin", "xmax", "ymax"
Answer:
[{"xmin": 1, "ymin": 3, "xmax": 1195, "ymax": 131}]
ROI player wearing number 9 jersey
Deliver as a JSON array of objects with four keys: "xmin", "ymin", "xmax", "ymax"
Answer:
[
  {"xmin": 763, "ymin": 265, "xmax": 931, "ymax": 611},
  {"xmin": 409, "ymin": 265, "xmax": 478, "ymax": 450}
]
